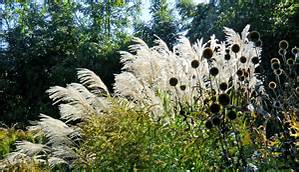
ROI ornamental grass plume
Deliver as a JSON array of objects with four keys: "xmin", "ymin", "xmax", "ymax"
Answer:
[{"xmin": 1, "ymin": 25, "xmax": 298, "ymax": 171}]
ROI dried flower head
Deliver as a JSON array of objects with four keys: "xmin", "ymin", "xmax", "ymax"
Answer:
[
  {"xmin": 240, "ymin": 56, "xmax": 247, "ymax": 63},
  {"xmin": 268, "ymin": 81, "xmax": 277, "ymax": 89},
  {"xmin": 219, "ymin": 82, "xmax": 228, "ymax": 91},
  {"xmin": 227, "ymin": 110, "xmax": 237, "ymax": 120},
  {"xmin": 203, "ymin": 48, "xmax": 213, "ymax": 59},
  {"xmin": 212, "ymin": 116, "xmax": 221, "ymax": 126},
  {"xmin": 247, "ymin": 31, "xmax": 260, "ymax": 42},
  {"xmin": 191, "ymin": 60, "xmax": 200, "ymax": 68},
  {"xmin": 279, "ymin": 40, "xmax": 289, "ymax": 50},
  {"xmin": 254, "ymin": 40, "xmax": 262, "ymax": 47},
  {"xmin": 271, "ymin": 58, "xmax": 280, "ymax": 64},
  {"xmin": 218, "ymin": 93, "xmax": 230, "ymax": 106},
  {"xmin": 180, "ymin": 85, "xmax": 186, "ymax": 91},
  {"xmin": 169, "ymin": 77, "xmax": 178, "ymax": 86},
  {"xmin": 274, "ymin": 69, "xmax": 282, "ymax": 76},
  {"xmin": 209, "ymin": 67, "xmax": 219, "ymax": 76},
  {"xmin": 210, "ymin": 103, "xmax": 220, "ymax": 114},
  {"xmin": 236, "ymin": 69, "xmax": 243, "ymax": 77},
  {"xmin": 205, "ymin": 119, "xmax": 213, "ymax": 129},
  {"xmin": 278, "ymin": 49, "xmax": 286, "ymax": 56},
  {"xmin": 231, "ymin": 44, "xmax": 240, "ymax": 53},
  {"xmin": 251, "ymin": 56, "xmax": 259, "ymax": 64},
  {"xmin": 291, "ymin": 47, "xmax": 298, "ymax": 55},
  {"xmin": 224, "ymin": 54, "xmax": 231, "ymax": 60},
  {"xmin": 271, "ymin": 62, "xmax": 280, "ymax": 70},
  {"xmin": 287, "ymin": 58, "xmax": 294, "ymax": 66}
]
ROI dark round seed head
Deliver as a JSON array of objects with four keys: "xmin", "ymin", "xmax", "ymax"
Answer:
[
  {"xmin": 240, "ymin": 56, "xmax": 247, "ymax": 63},
  {"xmin": 279, "ymin": 40, "xmax": 289, "ymax": 49},
  {"xmin": 219, "ymin": 82, "xmax": 228, "ymax": 91},
  {"xmin": 191, "ymin": 60, "xmax": 200, "ymax": 68},
  {"xmin": 227, "ymin": 110, "xmax": 237, "ymax": 120},
  {"xmin": 274, "ymin": 69, "xmax": 282, "ymax": 75},
  {"xmin": 247, "ymin": 31, "xmax": 260, "ymax": 42},
  {"xmin": 231, "ymin": 44, "xmax": 240, "ymax": 53},
  {"xmin": 205, "ymin": 119, "xmax": 213, "ymax": 129},
  {"xmin": 287, "ymin": 58, "xmax": 294, "ymax": 66},
  {"xmin": 268, "ymin": 81, "xmax": 276, "ymax": 89},
  {"xmin": 212, "ymin": 116, "xmax": 221, "ymax": 126},
  {"xmin": 254, "ymin": 40, "xmax": 262, "ymax": 47},
  {"xmin": 218, "ymin": 93, "xmax": 230, "ymax": 106},
  {"xmin": 169, "ymin": 77, "xmax": 178, "ymax": 86},
  {"xmin": 236, "ymin": 69, "xmax": 243, "ymax": 77},
  {"xmin": 210, "ymin": 103, "xmax": 220, "ymax": 114},
  {"xmin": 271, "ymin": 58, "xmax": 280, "ymax": 64},
  {"xmin": 180, "ymin": 85, "xmax": 186, "ymax": 91},
  {"xmin": 202, "ymin": 48, "xmax": 213, "ymax": 59},
  {"xmin": 225, "ymin": 49, "xmax": 230, "ymax": 53},
  {"xmin": 209, "ymin": 67, "xmax": 219, "ymax": 76},
  {"xmin": 251, "ymin": 56, "xmax": 259, "ymax": 64},
  {"xmin": 292, "ymin": 47, "xmax": 298, "ymax": 55},
  {"xmin": 224, "ymin": 54, "xmax": 231, "ymax": 60},
  {"xmin": 271, "ymin": 62, "xmax": 280, "ymax": 70}
]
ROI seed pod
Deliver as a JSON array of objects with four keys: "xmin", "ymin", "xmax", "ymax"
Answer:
[
  {"xmin": 219, "ymin": 82, "xmax": 228, "ymax": 91},
  {"xmin": 212, "ymin": 116, "xmax": 221, "ymax": 126},
  {"xmin": 274, "ymin": 69, "xmax": 282, "ymax": 75},
  {"xmin": 236, "ymin": 69, "xmax": 243, "ymax": 77},
  {"xmin": 218, "ymin": 93, "xmax": 230, "ymax": 106},
  {"xmin": 205, "ymin": 119, "xmax": 213, "ymax": 129},
  {"xmin": 227, "ymin": 110, "xmax": 237, "ymax": 120},
  {"xmin": 279, "ymin": 40, "xmax": 289, "ymax": 50},
  {"xmin": 209, "ymin": 67, "xmax": 219, "ymax": 76},
  {"xmin": 287, "ymin": 58, "xmax": 294, "ymax": 66},
  {"xmin": 247, "ymin": 31, "xmax": 260, "ymax": 42},
  {"xmin": 251, "ymin": 56, "xmax": 259, "ymax": 64},
  {"xmin": 210, "ymin": 103, "xmax": 220, "ymax": 114},
  {"xmin": 271, "ymin": 62, "xmax": 280, "ymax": 70},
  {"xmin": 291, "ymin": 47, "xmax": 298, "ymax": 55},
  {"xmin": 254, "ymin": 40, "xmax": 262, "ymax": 47},
  {"xmin": 202, "ymin": 48, "xmax": 213, "ymax": 59},
  {"xmin": 271, "ymin": 58, "xmax": 280, "ymax": 64},
  {"xmin": 240, "ymin": 56, "xmax": 247, "ymax": 63},
  {"xmin": 191, "ymin": 60, "xmax": 200, "ymax": 68},
  {"xmin": 268, "ymin": 81, "xmax": 276, "ymax": 89},
  {"xmin": 180, "ymin": 85, "xmax": 186, "ymax": 91}
]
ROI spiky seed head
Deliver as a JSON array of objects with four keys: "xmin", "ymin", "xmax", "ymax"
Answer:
[
  {"xmin": 292, "ymin": 47, "xmax": 298, "ymax": 55},
  {"xmin": 210, "ymin": 103, "xmax": 220, "ymax": 114},
  {"xmin": 191, "ymin": 60, "xmax": 200, "ymax": 68},
  {"xmin": 279, "ymin": 40, "xmax": 289, "ymax": 49},
  {"xmin": 287, "ymin": 58, "xmax": 294, "ymax": 66},
  {"xmin": 202, "ymin": 48, "xmax": 213, "ymax": 59},
  {"xmin": 224, "ymin": 54, "xmax": 231, "ymax": 60},
  {"xmin": 274, "ymin": 69, "xmax": 282, "ymax": 76},
  {"xmin": 271, "ymin": 62, "xmax": 280, "ymax": 70},
  {"xmin": 219, "ymin": 82, "xmax": 228, "ymax": 91},
  {"xmin": 251, "ymin": 56, "xmax": 259, "ymax": 64},
  {"xmin": 227, "ymin": 111, "xmax": 237, "ymax": 120},
  {"xmin": 268, "ymin": 81, "xmax": 276, "ymax": 89},
  {"xmin": 231, "ymin": 44, "xmax": 240, "ymax": 53},
  {"xmin": 240, "ymin": 56, "xmax": 247, "ymax": 63},
  {"xmin": 218, "ymin": 93, "xmax": 230, "ymax": 106},
  {"xmin": 254, "ymin": 40, "xmax": 262, "ymax": 47},
  {"xmin": 169, "ymin": 77, "xmax": 178, "ymax": 86},
  {"xmin": 209, "ymin": 67, "xmax": 219, "ymax": 76},
  {"xmin": 212, "ymin": 116, "xmax": 221, "ymax": 126},
  {"xmin": 205, "ymin": 119, "xmax": 213, "ymax": 129},
  {"xmin": 180, "ymin": 85, "xmax": 186, "ymax": 91},
  {"xmin": 247, "ymin": 31, "xmax": 260, "ymax": 42}
]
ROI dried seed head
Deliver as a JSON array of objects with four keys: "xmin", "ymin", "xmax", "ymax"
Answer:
[
  {"xmin": 278, "ymin": 49, "xmax": 286, "ymax": 56},
  {"xmin": 227, "ymin": 110, "xmax": 237, "ymax": 120},
  {"xmin": 247, "ymin": 31, "xmax": 260, "ymax": 42},
  {"xmin": 209, "ymin": 67, "xmax": 219, "ymax": 76},
  {"xmin": 236, "ymin": 69, "xmax": 243, "ymax": 77},
  {"xmin": 287, "ymin": 58, "xmax": 294, "ymax": 66},
  {"xmin": 180, "ymin": 85, "xmax": 186, "ymax": 91},
  {"xmin": 231, "ymin": 44, "xmax": 240, "ymax": 53},
  {"xmin": 271, "ymin": 62, "xmax": 280, "ymax": 70},
  {"xmin": 169, "ymin": 77, "xmax": 178, "ymax": 86},
  {"xmin": 271, "ymin": 58, "xmax": 280, "ymax": 64},
  {"xmin": 191, "ymin": 60, "xmax": 200, "ymax": 68},
  {"xmin": 240, "ymin": 56, "xmax": 247, "ymax": 63},
  {"xmin": 210, "ymin": 103, "xmax": 220, "ymax": 114},
  {"xmin": 279, "ymin": 40, "xmax": 289, "ymax": 50},
  {"xmin": 205, "ymin": 119, "xmax": 213, "ymax": 129},
  {"xmin": 212, "ymin": 116, "xmax": 221, "ymax": 126},
  {"xmin": 268, "ymin": 81, "xmax": 276, "ymax": 89},
  {"xmin": 218, "ymin": 93, "xmax": 230, "ymax": 106},
  {"xmin": 203, "ymin": 48, "xmax": 213, "ymax": 59},
  {"xmin": 274, "ymin": 69, "xmax": 282, "ymax": 75},
  {"xmin": 251, "ymin": 56, "xmax": 259, "ymax": 64},
  {"xmin": 224, "ymin": 54, "xmax": 231, "ymax": 60},
  {"xmin": 219, "ymin": 82, "xmax": 228, "ymax": 91},
  {"xmin": 291, "ymin": 47, "xmax": 298, "ymax": 55}
]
